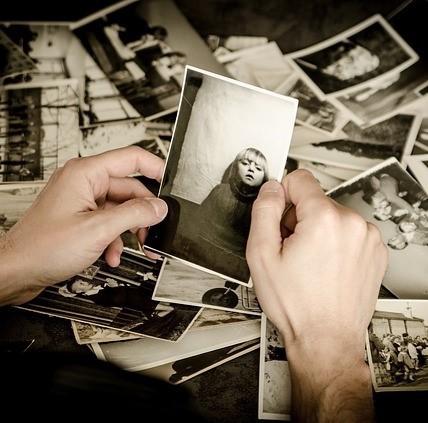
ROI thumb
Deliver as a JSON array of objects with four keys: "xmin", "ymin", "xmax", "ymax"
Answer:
[
  {"xmin": 93, "ymin": 197, "xmax": 168, "ymax": 243},
  {"xmin": 247, "ymin": 180, "xmax": 286, "ymax": 261}
]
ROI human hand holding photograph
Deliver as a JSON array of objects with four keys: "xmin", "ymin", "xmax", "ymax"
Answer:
[{"xmin": 145, "ymin": 65, "xmax": 298, "ymax": 285}]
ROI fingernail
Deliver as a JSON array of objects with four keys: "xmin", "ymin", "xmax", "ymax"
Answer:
[
  {"xmin": 147, "ymin": 198, "xmax": 168, "ymax": 218},
  {"xmin": 261, "ymin": 180, "xmax": 281, "ymax": 193}
]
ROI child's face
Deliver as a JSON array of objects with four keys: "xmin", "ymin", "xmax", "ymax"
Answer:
[{"xmin": 238, "ymin": 158, "xmax": 264, "ymax": 187}]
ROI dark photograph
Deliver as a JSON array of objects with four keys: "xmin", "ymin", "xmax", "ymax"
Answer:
[
  {"xmin": 146, "ymin": 66, "xmax": 297, "ymax": 285},
  {"xmin": 329, "ymin": 158, "xmax": 428, "ymax": 299},
  {"xmin": 288, "ymin": 14, "xmax": 418, "ymax": 97}
]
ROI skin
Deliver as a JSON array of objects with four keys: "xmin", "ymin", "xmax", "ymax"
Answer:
[{"xmin": 238, "ymin": 158, "xmax": 264, "ymax": 187}]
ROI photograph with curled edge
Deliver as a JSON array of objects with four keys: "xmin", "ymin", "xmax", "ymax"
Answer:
[{"xmin": 145, "ymin": 65, "xmax": 298, "ymax": 285}]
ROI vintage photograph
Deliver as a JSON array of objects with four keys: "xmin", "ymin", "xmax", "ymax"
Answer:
[
  {"xmin": 140, "ymin": 338, "xmax": 260, "ymax": 385},
  {"xmin": 328, "ymin": 158, "xmax": 428, "ymax": 298},
  {"xmin": 153, "ymin": 259, "xmax": 261, "ymax": 315},
  {"xmin": 258, "ymin": 314, "xmax": 291, "ymax": 421},
  {"xmin": 297, "ymin": 160, "xmax": 343, "ymax": 191},
  {"xmin": 367, "ymin": 299, "xmax": 428, "ymax": 391},
  {"xmin": 0, "ymin": 79, "xmax": 80, "ymax": 182},
  {"xmin": 406, "ymin": 154, "xmax": 428, "ymax": 190},
  {"xmin": 73, "ymin": 1, "xmax": 187, "ymax": 121},
  {"xmin": 191, "ymin": 308, "xmax": 260, "ymax": 329},
  {"xmin": 146, "ymin": 66, "xmax": 298, "ymax": 285},
  {"xmin": 0, "ymin": 182, "xmax": 45, "ymax": 233},
  {"xmin": 412, "ymin": 117, "xmax": 428, "ymax": 155},
  {"xmin": 288, "ymin": 14, "xmax": 418, "ymax": 97},
  {"xmin": 18, "ymin": 248, "xmax": 202, "ymax": 341},
  {"xmin": 92, "ymin": 316, "xmax": 261, "ymax": 372},
  {"xmin": 289, "ymin": 114, "xmax": 420, "ymax": 171}
]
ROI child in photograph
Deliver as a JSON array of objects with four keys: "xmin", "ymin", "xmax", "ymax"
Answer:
[{"xmin": 397, "ymin": 344, "xmax": 416, "ymax": 382}]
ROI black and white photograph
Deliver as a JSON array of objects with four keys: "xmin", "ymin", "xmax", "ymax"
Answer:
[
  {"xmin": 258, "ymin": 314, "xmax": 291, "ymax": 421},
  {"xmin": 406, "ymin": 154, "xmax": 428, "ymax": 190},
  {"xmin": 297, "ymin": 160, "xmax": 361, "ymax": 181},
  {"xmin": 296, "ymin": 160, "xmax": 343, "ymax": 191},
  {"xmin": 18, "ymin": 248, "xmax": 202, "ymax": 341},
  {"xmin": 0, "ymin": 79, "xmax": 80, "ymax": 182},
  {"xmin": 289, "ymin": 114, "xmax": 420, "ymax": 171},
  {"xmin": 328, "ymin": 158, "xmax": 428, "ymax": 298},
  {"xmin": 287, "ymin": 14, "xmax": 418, "ymax": 97},
  {"xmin": 153, "ymin": 258, "xmax": 261, "ymax": 315},
  {"xmin": 411, "ymin": 117, "xmax": 428, "ymax": 155},
  {"xmin": 367, "ymin": 299, "xmax": 428, "ymax": 391},
  {"xmin": 0, "ymin": 182, "xmax": 45, "ymax": 234},
  {"xmin": 146, "ymin": 66, "xmax": 298, "ymax": 285},
  {"xmin": 140, "ymin": 338, "xmax": 260, "ymax": 385},
  {"xmin": 72, "ymin": 1, "xmax": 188, "ymax": 121},
  {"xmin": 92, "ymin": 316, "xmax": 261, "ymax": 372},
  {"xmin": 191, "ymin": 308, "xmax": 260, "ymax": 329}
]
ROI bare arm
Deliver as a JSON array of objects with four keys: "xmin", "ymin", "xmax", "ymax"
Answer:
[{"xmin": 247, "ymin": 170, "xmax": 387, "ymax": 422}]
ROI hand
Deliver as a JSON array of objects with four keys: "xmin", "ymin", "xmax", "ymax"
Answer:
[
  {"xmin": 246, "ymin": 170, "xmax": 387, "ymax": 422},
  {"xmin": 0, "ymin": 146, "xmax": 167, "ymax": 306}
]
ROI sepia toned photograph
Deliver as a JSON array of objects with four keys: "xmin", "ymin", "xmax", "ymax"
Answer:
[
  {"xmin": 153, "ymin": 259, "xmax": 261, "ymax": 315},
  {"xmin": 258, "ymin": 314, "xmax": 291, "ymax": 421},
  {"xmin": 367, "ymin": 299, "xmax": 428, "ymax": 391},
  {"xmin": 328, "ymin": 158, "xmax": 428, "ymax": 298},
  {"xmin": 288, "ymin": 14, "xmax": 418, "ymax": 97},
  {"xmin": 92, "ymin": 316, "xmax": 261, "ymax": 372},
  {"xmin": 140, "ymin": 338, "xmax": 260, "ymax": 385},
  {"xmin": 18, "ymin": 248, "xmax": 201, "ymax": 341},
  {"xmin": 411, "ymin": 117, "xmax": 428, "ymax": 155},
  {"xmin": 297, "ymin": 160, "xmax": 343, "ymax": 191},
  {"xmin": 146, "ymin": 66, "xmax": 298, "ymax": 285},
  {"xmin": 406, "ymin": 154, "xmax": 428, "ymax": 190},
  {"xmin": 290, "ymin": 114, "xmax": 420, "ymax": 171},
  {"xmin": 0, "ymin": 79, "xmax": 80, "ymax": 182}
]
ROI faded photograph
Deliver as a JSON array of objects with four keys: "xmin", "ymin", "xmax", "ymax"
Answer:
[
  {"xmin": 146, "ymin": 66, "xmax": 297, "ymax": 285},
  {"xmin": 406, "ymin": 154, "xmax": 428, "ymax": 190},
  {"xmin": 412, "ymin": 117, "xmax": 428, "ymax": 155},
  {"xmin": 367, "ymin": 300, "xmax": 428, "ymax": 391}
]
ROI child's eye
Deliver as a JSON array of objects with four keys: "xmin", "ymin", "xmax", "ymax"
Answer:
[
  {"xmin": 256, "ymin": 166, "xmax": 262, "ymax": 171},
  {"xmin": 241, "ymin": 160, "xmax": 248, "ymax": 165}
]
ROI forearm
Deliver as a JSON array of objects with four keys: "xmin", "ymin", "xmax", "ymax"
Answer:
[{"xmin": 286, "ymin": 338, "xmax": 375, "ymax": 423}]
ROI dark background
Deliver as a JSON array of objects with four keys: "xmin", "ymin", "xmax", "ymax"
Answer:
[{"xmin": 1, "ymin": 1, "xmax": 428, "ymax": 422}]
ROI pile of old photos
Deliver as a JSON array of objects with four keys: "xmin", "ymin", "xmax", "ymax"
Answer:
[{"xmin": 1, "ymin": 0, "xmax": 428, "ymax": 420}]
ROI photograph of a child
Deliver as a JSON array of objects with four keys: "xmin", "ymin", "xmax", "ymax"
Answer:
[
  {"xmin": 146, "ymin": 66, "xmax": 298, "ymax": 285},
  {"xmin": 288, "ymin": 15, "xmax": 418, "ymax": 97}
]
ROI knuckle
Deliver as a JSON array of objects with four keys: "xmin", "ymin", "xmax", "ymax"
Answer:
[
  {"xmin": 346, "ymin": 211, "xmax": 367, "ymax": 234},
  {"xmin": 317, "ymin": 202, "xmax": 341, "ymax": 226}
]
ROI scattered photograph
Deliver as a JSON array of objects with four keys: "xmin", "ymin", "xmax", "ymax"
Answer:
[
  {"xmin": 328, "ymin": 158, "xmax": 428, "ymax": 298},
  {"xmin": 191, "ymin": 308, "xmax": 260, "ymax": 330},
  {"xmin": 0, "ymin": 182, "xmax": 45, "ymax": 234},
  {"xmin": 146, "ymin": 66, "xmax": 298, "ymax": 285},
  {"xmin": 297, "ymin": 160, "xmax": 343, "ymax": 191},
  {"xmin": 140, "ymin": 338, "xmax": 260, "ymax": 385},
  {"xmin": 92, "ymin": 317, "xmax": 261, "ymax": 372},
  {"xmin": 288, "ymin": 14, "xmax": 418, "ymax": 97},
  {"xmin": 71, "ymin": 320, "xmax": 142, "ymax": 345},
  {"xmin": 290, "ymin": 114, "xmax": 420, "ymax": 171},
  {"xmin": 153, "ymin": 259, "xmax": 261, "ymax": 315},
  {"xmin": 406, "ymin": 154, "xmax": 428, "ymax": 190},
  {"xmin": 73, "ymin": 1, "xmax": 187, "ymax": 120},
  {"xmin": 258, "ymin": 314, "xmax": 291, "ymax": 420},
  {"xmin": 367, "ymin": 299, "xmax": 428, "ymax": 391},
  {"xmin": 297, "ymin": 160, "xmax": 361, "ymax": 181},
  {"xmin": 411, "ymin": 117, "xmax": 428, "ymax": 155},
  {"xmin": 0, "ymin": 79, "xmax": 80, "ymax": 182},
  {"xmin": 206, "ymin": 34, "xmax": 268, "ymax": 61},
  {"xmin": 18, "ymin": 248, "xmax": 202, "ymax": 341}
]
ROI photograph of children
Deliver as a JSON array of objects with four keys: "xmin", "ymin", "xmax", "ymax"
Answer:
[
  {"xmin": 145, "ymin": 66, "xmax": 298, "ymax": 285},
  {"xmin": 91, "ymin": 316, "xmax": 261, "ymax": 372},
  {"xmin": 73, "ymin": 1, "xmax": 187, "ymax": 121},
  {"xmin": 0, "ymin": 182, "xmax": 45, "ymax": 234},
  {"xmin": 0, "ymin": 79, "xmax": 80, "ymax": 182},
  {"xmin": 140, "ymin": 338, "xmax": 260, "ymax": 385},
  {"xmin": 328, "ymin": 158, "xmax": 428, "ymax": 299},
  {"xmin": 287, "ymin": 15, "xmax": 418, "ymax": 97},
  {"xmin": 18, "ymin": 248, "xmax": 202, "ymax": 341},
  {"xmin": 411, "ymin": 117, "xmax": 428, "ymax": 154},
  {"xmin": 289, "ymin": 114, "xmax": 420, "ymax": 171},
  {"xmin": 406, "ymin": 154, "xmax": 428, "ymax": 190},
  {"xmin": 258, "ymin": 314, "xmax": 291, "ymax": 420},
  {"xmin": 367, "ymin": 299, "xmax": 428, "ymax": 391},
  {"xmin": 153, "ymin": 258, "xmax": 261, "ymax": 315}
]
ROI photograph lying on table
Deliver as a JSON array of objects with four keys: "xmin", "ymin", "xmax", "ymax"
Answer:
[
  {"xmin": 297, "ymin": 160, "xmax": 343, "ymax": 191},
  {"xmin": 146, "ymin": 66, "xmax": 298, "ymax": 285},
  {"xmin": 290, "ymin": 114, "xmax": 420, "ymax": 171},
  {"xmin": 287, "ymin": 14, "xmax": 418, "ymax": 97},
  {"xmin": 297, "ymin": 160, "xmax": 361, "ymax": 181},
  {"xmin": 73, "ymin": 0, "xmax": 187, "ymax": 121},
  {"xmin": 153, "ymin": 258, "xmax": 261, "ymax": 315},
  {"xmin": 140, "ymin": 338, "xmax": 260, "ymax": 385},
  {"xmin": 328, "ymin": 158, "xmax": 428, "ymax": 299},
  {"xmin": 258, "ymin": 314, "xmax": 291, "ymax": 421},
  {"xmin": 18, "ymin": 248, "xmax": 201, "ymax": 341},
  {"xmin": 406, "ymin": 154, "xmax": 428, "ymax": 190},
  {"xmin": 0, "ymin": 79, "xmax": 80, "ymax": 182},
  {"xmin": 367, "ymin": 299, "xmax": 428, "ymax": 391},
  {"xmin": 412, "ymin": 117, "xmax": 428, "ymax": 155},
  {"xmin": 92, "ymin": 316, "xmax": 261, "ymax": 372}
]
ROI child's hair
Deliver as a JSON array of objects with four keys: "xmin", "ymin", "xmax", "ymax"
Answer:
[{"xmin": 235, "ymin": 148, "xmax": 269, "ymax": 180}]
